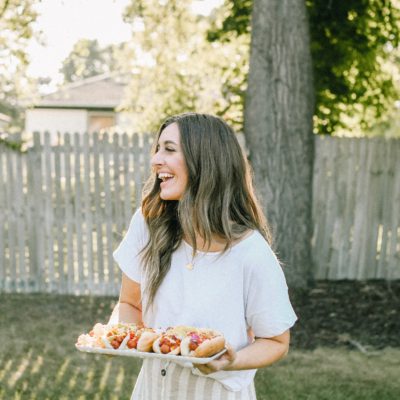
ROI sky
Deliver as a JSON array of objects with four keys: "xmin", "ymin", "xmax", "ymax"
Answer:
[{"xmin": 26, "ymin": 0, "xmax": 223, "ymax": 88}]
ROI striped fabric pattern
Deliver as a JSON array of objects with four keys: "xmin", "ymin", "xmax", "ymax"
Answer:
[{"xmin": 131, "ymin": 359, "xmax": 257, "ymax": 400}]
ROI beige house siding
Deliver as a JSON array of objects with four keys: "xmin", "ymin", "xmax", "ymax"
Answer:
[
  {"xmin": 24, "ymin": 73, "xmax": 134, "ymax": 140},
  {"xmin": 25, "ymin": 109, "xmax": 87, "ymax": 141}
]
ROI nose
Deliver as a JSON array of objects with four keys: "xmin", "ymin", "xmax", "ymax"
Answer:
[{"xmin": 151, "ymin": 149, "xmax": 164, "ymax": 167}]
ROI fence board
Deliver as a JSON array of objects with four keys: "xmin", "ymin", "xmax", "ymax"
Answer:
[
  {"xmin": 103, "ymin": 133, "xmax": 115, "ymax": 290},
  {"xmin": 377, "ymin": 140, "xmax": 392, "ymax": 276},
  {"xmin": 312, "ymin": 137, "xmax": 400, "ymax": 280},
  {"xmin": 0, "ymin": 145, "xmax": 5, "ymax": 288},
  {"xmin": 83, "ymin": 133, "xmax": 94, "ymax": 292},
  {"xmin": 1, "ymin": 134, "xmax": 399, "ymax": 296},
  {"xmin": 387, "ymin": 141, "xmax": 400, "ymax": 280},
  {"xmin": 133, "ymin": 134, "xmax": 142, "ymax": 211},
  {"xmin": 337, "ymin": 138, "xmax": 356, "ymax": 279},
  {"xmin": 122, "ymin": 133, "xmax": 132, "ymax": 226},
  {"xmin": 356, "ymin": 139, "xmax": 373, "ymax": 279},
  {"xmin": 63, "ymin": 133, "xmax": 74, "ymax": 293},
  {"xmin": 365, "ymin": 140, "xmax": 384, "ymax": 278},
  {"xmin": 33, "ymin": 133, "xmax": 45, "ymax": 290},
  {"xmin": 111, "ymin": 133, "xmax": 122, "ymax": 241},
  {"xmin": 15, "ymin": 150, "xmax": 26, "ymax": 290},
  {"xmin": 93, "ymin": 133, "xmax": 105, "ymax": 292},
  {"xmin": 6, "ymin": 148, "xmax": 17, "ymax": 289},
  {"xmin": 73, "ymin": 133, "xmax": 85, "ymax": 293},
  {"xmin": 44, "ymin": 132, "xmax": 56, "ymax": 291},
  {"xmin": 54, "ymin": 133, "xmax": 65, "ymax": 293}
]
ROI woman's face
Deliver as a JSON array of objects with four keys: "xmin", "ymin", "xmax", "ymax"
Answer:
[{"xmin": 151, "ymin": 122, "xmax": 188, "ymax": 201}]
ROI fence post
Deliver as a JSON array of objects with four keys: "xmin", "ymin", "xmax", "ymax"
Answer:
[
  {"xmin": 27, "ymin": 132, "xmax": 45, "ymax": 291},
  {"xmin": 0, "ymin": 143, "xmax": 4, "ymax": 290}
]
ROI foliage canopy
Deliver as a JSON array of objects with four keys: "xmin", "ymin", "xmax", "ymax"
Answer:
[
  {"xmin": 0, "ymin": 0, "xmax": 38, "ymax": 133},
  {"xmin": 60, "ymin": 39, "xmax": 119, "ymax": 83},
  {"xmin": 208, "ymin": 0, "xmax": 400, "ymax": 134},
  {"xmin": 117, "ymin": 0, "xmax": 248, "ymax": 132}
]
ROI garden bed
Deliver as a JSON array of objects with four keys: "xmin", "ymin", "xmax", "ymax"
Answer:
[{"xmin": 290, "ymin": 280, "xmax": 400, "ymax": 350}]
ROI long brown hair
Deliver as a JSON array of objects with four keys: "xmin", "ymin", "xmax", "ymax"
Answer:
[{"xmin": 141, "ymin": 113, "xmax": 272, "ymax": 311}]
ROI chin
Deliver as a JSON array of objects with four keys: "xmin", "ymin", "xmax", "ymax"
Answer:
[{"xmin": 160, "ymin": 192, "xmax": 181, "ymax": 201}]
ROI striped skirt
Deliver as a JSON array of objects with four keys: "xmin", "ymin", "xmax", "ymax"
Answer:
[{"xmin": 131, "ymin": 358, "xmax": 257, "ymax": 400}]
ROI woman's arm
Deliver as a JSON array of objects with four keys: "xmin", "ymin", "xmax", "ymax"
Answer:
[
  {"xmin": 194, "ymin": 330, "xmax": 290, "ymax": 374},
  {"xmin": 108, "ymin": 272, "xmax": 143, "ymax": 325}
]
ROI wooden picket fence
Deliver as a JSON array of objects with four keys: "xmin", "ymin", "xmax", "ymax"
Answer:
[
  {"xmin": 0, "ymin": 132, "xmax": 152, "ymax": 295},
  {"xmin": 312, "ymin": 136, "xmax": 400, "ymax": 280},
  {"xmin": 0, "ymin": 133, "xmax": 399, "ymax": 295}
]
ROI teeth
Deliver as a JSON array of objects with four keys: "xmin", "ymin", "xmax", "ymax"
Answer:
[{"xmin": 158, "ymin": 173, "xmax": 174, "ymax": 181}]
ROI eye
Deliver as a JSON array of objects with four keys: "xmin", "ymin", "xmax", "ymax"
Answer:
[{"xmin": 165, "ymin": 147, "xmax": 175, "ymax": 152}]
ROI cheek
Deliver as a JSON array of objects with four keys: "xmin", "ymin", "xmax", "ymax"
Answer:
[
  {"xmin": 176, "ymin": 157, "xmax": 189, "ymax": 185},
  {"xmin": 180, "ymin": 166, "xmax": 189, "ymax": 188}
]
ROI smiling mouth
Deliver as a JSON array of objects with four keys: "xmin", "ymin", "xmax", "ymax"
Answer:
[{"xmin": 158, "ymin": 173, "xmax": 175, "ymax": 183}]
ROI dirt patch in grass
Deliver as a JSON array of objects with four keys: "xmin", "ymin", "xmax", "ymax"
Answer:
[{"xmin": 289, "ymin": 280, "xmax": 400, "ymax": 350}]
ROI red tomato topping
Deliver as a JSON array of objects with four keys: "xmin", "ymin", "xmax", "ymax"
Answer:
[
  {"xmin": 189, "ymin": 340, "xmax": 199, "ymax": 351},
  {"xmin": 159, "ymin": 335, "xmax": 181, "ymax": 352},
  {"xmin": 160, "ymin": 344, "xmax": 170, "ymax": 354},
  {"xmin": 127, "ymin": 338, "xmax": 138, "ymax": 349}
]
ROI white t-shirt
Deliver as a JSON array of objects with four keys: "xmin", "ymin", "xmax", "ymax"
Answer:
[{"xmin": 113, "ymin": 209, "xmax": 297, "ymax": 392}]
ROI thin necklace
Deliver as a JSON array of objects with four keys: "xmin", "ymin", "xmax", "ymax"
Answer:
[
  {"xmin": 184, "ymin": 242, "xmax": 196, "ymax": 270},
  {"xmin": 183, "ymin": 241, "xmax": 205, "ymax": 270},
  {"xmin": 183, "ymin": 237, "xmax": 226, "ymax": 270}
]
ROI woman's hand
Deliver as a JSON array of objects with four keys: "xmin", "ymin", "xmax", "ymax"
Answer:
[{"xmin": 193, "ymin": 344, "xmax": 236, "ymax": 375}]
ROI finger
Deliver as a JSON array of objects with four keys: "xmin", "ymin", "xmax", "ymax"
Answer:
[
  {"xmin": 194, "ymin": 365, "xmax": 208, "ymax": 374},
  {"xmin": 224, "ymin": 343, "xmax": 236, "ymax": 360},
  {"xmin": 194, "ymin": 363, "xmax": 213, "ymax": 375}
]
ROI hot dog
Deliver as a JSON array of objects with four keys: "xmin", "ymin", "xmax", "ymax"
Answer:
[
  {"xmin": 77, "ymin": 323, "xmax": 226, "ymax": 358},
  {"xmin": 77, "ymin": 323, "xmax": 108, "ymax": 348},
  {"xmin": 152, "ymin": 334, "xmax": 182, "ymax": 355},
  {"xmin": 126, "ymin": 326, "xmax": 160, "ymax": 352},
  {"xmin": 101, "ymin": 323, "xmax": 132, "ymax": 350},
  {"xmin": 180, "ymin": 329, "xmax": 226, "ymax": 358},
  {"xmin": 152, "ymin": 326, "xmax": 193, "ymax": 355}
]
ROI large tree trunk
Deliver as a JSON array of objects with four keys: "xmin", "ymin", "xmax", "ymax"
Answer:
[{"xmin": 244, "ymin": 0, "xmax": 314, "ymax": 287}]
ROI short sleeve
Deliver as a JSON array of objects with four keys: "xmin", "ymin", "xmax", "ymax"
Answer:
[
  {"xmin": 113, "ymin": 208, "xmax": 148, "ymax": 283},
  {"xmin": 245, "ymin": 240, "xmax": 297, "ymax": 338}
]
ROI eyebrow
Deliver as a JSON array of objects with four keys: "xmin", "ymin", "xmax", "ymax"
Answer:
[{"xmin": 158, "ymin": 140, "xmax": 178, "ymax": 146}]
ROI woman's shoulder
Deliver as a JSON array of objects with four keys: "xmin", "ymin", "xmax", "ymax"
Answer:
[
  {"xmin": 234, "ymin": 230, "xmax": 280, "ymax": 267},
  {"xmin": 128, "ymin": 208, "xmax": 149, "ymax": 237},
  {"xmin": 131, "ymin": 207, "xmax": 147, "ymax": 224},
  {"xmin": 234, "ymin": 229, "xmax": 272, "ymax": 252}
]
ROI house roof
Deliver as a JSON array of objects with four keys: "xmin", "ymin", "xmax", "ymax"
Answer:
[{"xmin": 35, "ymin": 73, "xmax": 128, "ymax": 110}]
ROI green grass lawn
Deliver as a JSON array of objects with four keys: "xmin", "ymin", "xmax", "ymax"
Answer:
[{"xmin": 1, "ymin": 294, "xmax": 399, "ymax": 400}]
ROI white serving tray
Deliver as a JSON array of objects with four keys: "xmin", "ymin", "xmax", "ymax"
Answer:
[{"xmin": 75, "ymin": 344, "xmax": 226, "ymax": 367}]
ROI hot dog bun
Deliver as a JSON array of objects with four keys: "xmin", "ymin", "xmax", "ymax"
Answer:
[
  {"xmin": 193, "ymin": 336, "xmax": 226, "ymax": 357},
  {"xmin": 180, "ymin": 330, "xmax": 225, "ymax": 357},
  {"xmin": 153, "ymin": 335, "xmax": 181, "ymax": 355},
  {"xmin": 77, "ymin": 323, "xmax": 226, "ymax": 358},
  {"xmin": 101, "ymin": 332, "xmax": 130, "ymax": 349},
  {"xmin": 137, "ymin": 331, "xmax": 160, "ymax": 352}
]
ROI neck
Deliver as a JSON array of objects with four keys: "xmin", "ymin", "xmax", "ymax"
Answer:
[
  {"xmin": 184, "ymin": 230, "xmax": 253, "ymax": 253},
  {"xmin": 183, "ymin": 234, "xmax": 226, "ymax": 252}
]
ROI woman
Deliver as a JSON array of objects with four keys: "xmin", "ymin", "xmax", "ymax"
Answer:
[{"xmin": 110, "ymin": 113, "xmax": 297, "ymax": 399}]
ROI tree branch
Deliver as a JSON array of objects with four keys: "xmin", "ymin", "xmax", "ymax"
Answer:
[{"xmin": 0, "ymin": 0, "xmax": 10, "ymax": 19}]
